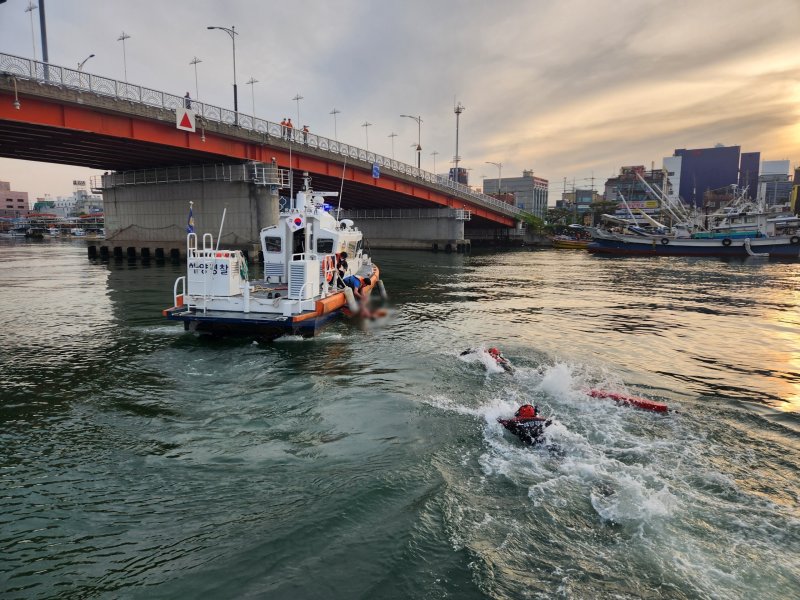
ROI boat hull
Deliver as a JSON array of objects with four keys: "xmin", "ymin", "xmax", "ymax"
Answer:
[
  {"xmin": 588, "ymin": 236, "xmax": 800, "ymax": 258},
  {"xmin": 552, "ymin": 239, "xmax": 590, "ymax": 249},
  {"xmin": 164, "ymin": 306, "xmax": 340, "ymax": 339},
  {"xmin": 164, "ymin": 266, "xmax": 380, "ymax": 340}
]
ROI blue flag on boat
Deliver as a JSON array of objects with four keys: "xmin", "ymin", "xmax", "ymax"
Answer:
[{"xmin": 186, "ymin": 202, "xmax": 195, "ymax": 234}]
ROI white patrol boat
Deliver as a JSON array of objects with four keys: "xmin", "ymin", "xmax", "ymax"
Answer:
[{"xmin": 163, "ymin": 173, "xmax": 383, "ymax": 339}]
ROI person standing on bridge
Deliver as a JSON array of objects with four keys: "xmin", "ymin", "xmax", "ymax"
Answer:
[
  {"xmin": 281, "ymin": 118, "xmax": 288, "ymax": 139},
  {"xmin": 302, "ymin": 124, "xmax": 309, "ymax": 144},
  {"xmin": 184, "ymin": 92, "xmax": 192, "ymax": 110},
  {"xmin": 286, "ymin": 118, "xmax": 294, "ymax": 141}
]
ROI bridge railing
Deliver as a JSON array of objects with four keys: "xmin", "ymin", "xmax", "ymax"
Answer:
[
  {"xmin": 1, "ymin": 51, "xmax": 528, "ymax": 221},
  {"xmin": 340, "ymin": 208, "xmax": 471, "ymax": 220}
]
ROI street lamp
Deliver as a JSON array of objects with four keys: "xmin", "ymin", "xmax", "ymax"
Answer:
[
  {"xmin": 77, "ymin": 53, "xmax": 95, "ymax": 72},
  {"xmin": 25, "ymin": 1, "xmax": 37, "ymax": 61},
  {"xmin": 207, "ymin": 25, "xmax": 239, "ymax": 121},
  {"xmin": 117, "ymin": 31, "xmax": 130, "ymax": 83},
  {"xmin": 453, "ymin": 101, "xmax": 465, "ymax": 180},
  {"xmin": 362, "ymin": 121, "xmax": 372, "ymax": 151},
  {"xmin": 330, "ymin": 107, "xmax": 341, "ymax": 140},
  {"xmin": 246, "ymin": 77, "xmax": 258, "ymax": 119},
  {"xmin": 189, "ymin": 56, "xmax": 202, "ymax": 101},
  {"xmin": 431, "ymin": 150, "xmax": 439, "ymax": 175},
  {"xmin": 400, "ymin": 114, "xmax": 422, "ymax": 168},
  {"xmin": 485, "ymin": 161, "xmax": 502, "ymax": 194},
  {"xmin": 292, "ymin": 93, "xmax": 303, "ymax": 124},
  {"xmin": 388, "ymin": 132, "xmax": 398, "ymax": 160}
]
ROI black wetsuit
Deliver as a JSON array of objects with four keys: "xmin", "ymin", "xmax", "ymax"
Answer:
[{"xmin": 498, "ymin": 417, "xmax": 551, "ymax": 445}]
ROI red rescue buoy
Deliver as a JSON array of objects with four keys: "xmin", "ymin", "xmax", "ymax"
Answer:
[{"xmin": 587, "ymin": 389, "xmax": 668, "ymax": 413}]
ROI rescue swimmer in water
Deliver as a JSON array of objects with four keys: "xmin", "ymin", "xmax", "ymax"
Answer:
[
  {"xmin": 497, "ymin": 404, "xmax": 552, "ymax": 445},
  {"xmin": 460, "ymin": 347, "xmax": 513, "ymax": 373}
]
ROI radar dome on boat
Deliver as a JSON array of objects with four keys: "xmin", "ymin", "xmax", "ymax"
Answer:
[{"xmin": 340, "ymin": 219, "xmax": 354, "ymax": 229}]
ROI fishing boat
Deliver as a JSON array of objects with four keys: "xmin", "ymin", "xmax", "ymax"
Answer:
[
  {"xmin": 163, "ymin": 173, "xmax": 384, "ymax": 340},
  {"xmin": 551, "ymin": 236, "xmax": 591, "ymax": 250},
  {"xmin": 588, "ymin": 211, "xmax": 800, "ymax": 258}
]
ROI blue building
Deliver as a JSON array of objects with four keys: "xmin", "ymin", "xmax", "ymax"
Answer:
[
  {"xmin": 674, "ymin": 145, "xmax": 742, "ymax": 206},
  {"xmin": 739, "ymin": 152, "xmax": 761, "ymax": 198}
]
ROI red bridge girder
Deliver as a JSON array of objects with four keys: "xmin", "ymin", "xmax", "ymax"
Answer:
[{"xmin": 0, "ymin": 92, "xmax": 515, "ymax": 226}]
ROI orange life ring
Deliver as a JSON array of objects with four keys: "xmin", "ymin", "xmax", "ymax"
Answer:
[{"xmin": 322, "ymin": 255, "xmax": 335, "ymax": 283}]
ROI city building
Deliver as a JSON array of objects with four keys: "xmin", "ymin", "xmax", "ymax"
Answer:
[
  {"xmin": 670, "ymin": 144, "xmax": 760, "ymax": 206},
  {"xmin": 663, "ymin": 156, "xmax": 682, "ymax": 202},
  {"xmin": 483, "ymin": 170, "xmax": 548, "ymax": 219},
  {"xmin": 559, "ymin": 189, "xmax": 602, "ymax": 213},
  {"xmin": 757, "ymin": 160, "xmax": 793, "ymax": 206},
  {"xmin": 449, "ymin": 167, "xmax": 469, "ymax": 186},
  {"xmin": 0, "ymin": 180, "xmax": 30, "ymax": 219},
  {"xmin": 603, "ymin": 166, "xmax": 669, "ymax": 217}
]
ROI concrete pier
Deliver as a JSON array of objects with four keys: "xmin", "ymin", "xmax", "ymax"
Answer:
[
  {"xmin": 96, "ymin": 163, "xmax": 280, "ymax": 257},
  {"xmin": 339, "ymin": 208, "xmax": 470, "ymax": 252}
]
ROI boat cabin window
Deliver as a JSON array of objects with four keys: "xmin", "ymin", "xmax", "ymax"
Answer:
[
  {"xmin": 356, "ymin": 239, "xmax": 363, "ymax": 255},
  {"xmin": 316, "ymin": 238, "xmax": 334, "ymax": 253},
  {"xmin": 264, "ymin": 237, "xmax": 281, "ymax": 253}
]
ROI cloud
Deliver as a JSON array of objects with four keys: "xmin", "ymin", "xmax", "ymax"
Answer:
[{"xmin": 0, "ymin": 0, "xmax": 798, "ymax": 200}]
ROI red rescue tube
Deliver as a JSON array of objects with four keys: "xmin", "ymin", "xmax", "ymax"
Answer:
[{"xmin": 587, "ymin": 389, "xmax": 668, "ymax": 413}]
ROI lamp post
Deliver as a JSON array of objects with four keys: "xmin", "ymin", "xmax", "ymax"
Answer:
[
  {"xmin": 453, "ymin": 101, "xmax": 465, "ymax": 181},
  {"xmin": 330, "ymin": 107, "xmax": 341, "ymax": 140},
  {"xmin": 207, "ymin": 25, "xmax": 238, "ymax": 121},
  {"xmin": 431, "ymin": 150, "xmax": 439, "ymax": 175},
  {"xmin": 189, "ymin": 56, "xmax": 201, "ymax": 101},
  {"xmin": 292, "ymin": 93, "xmax": 303, "ymax": 124},
  {"xmin": 77, "ymin": 53, "xmax": 95, "ymax": 71},
  {"xmin": 246, "ymin": 77, "xmax": 258, "ymax": 119},
  {"xmin": 117, "ymin": 31, "xmax": 130, "ymax": 83},
  {"xmin": 485, "ymin": 161, "xmax": 502, "ymax": 195},
  {"xmin": 25, "ymin": 1, "xmax": 37, "ymax": 61},
  {"xmin": 400, "ymin": 114, "xmax": 422, "ymax": 168},
  {"xmin": 362, "ymin": 121, "xmax": 372, "ymax": 151},
  {"xmin": 388, "ymin": 132, "xmax": 398, "ymax": 160}
]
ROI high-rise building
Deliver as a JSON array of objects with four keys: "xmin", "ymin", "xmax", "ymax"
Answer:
[
  {"xmin": 739, "ymin": 152, "xmax": 760, "ymax": 198},
  {"xmin": 757, "ymin": 161, "xmax": 792, "ymax": 206},
  {"xmin": 673, "ymin": 145, "xmax": 741, "ymax": 206},
  {"xmin": 483, "ymin": 170, "xmax": 548, "ymax": 219}
]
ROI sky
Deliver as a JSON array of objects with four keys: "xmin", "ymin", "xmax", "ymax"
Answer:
[{"xmin": 1, "ymin": 0, "xmax": 799, "ymax": 201}]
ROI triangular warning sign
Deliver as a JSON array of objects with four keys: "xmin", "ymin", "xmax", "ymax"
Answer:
[{"xmin": 176, "ymin": 108, "xmax": 196, "ymax": 132}]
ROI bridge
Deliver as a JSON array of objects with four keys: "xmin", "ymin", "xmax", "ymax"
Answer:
[{"xmin": 0, "ymin": 52, "xmax": 528, "ymax": 253}]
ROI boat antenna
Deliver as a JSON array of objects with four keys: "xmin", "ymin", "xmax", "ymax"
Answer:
[
  {"xmin": 336, "ymin": 154, "xmax": 348, "ymax": 219},
  {"xmin": 289, "ymin": 143, "xmax": 294, "ymax": 204}
]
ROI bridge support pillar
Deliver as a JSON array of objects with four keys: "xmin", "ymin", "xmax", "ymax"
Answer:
[
  {"xmin": 99, "ymin": 167, "xmax": 279, "ymax": 257},
  {"xmin": 340, "ymin": 209, "xmax": 469, "ymax": 251}
]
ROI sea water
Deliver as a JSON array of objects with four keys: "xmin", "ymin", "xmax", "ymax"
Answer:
[{"xmin": 1, "ymin": 241, "xmax": 798, "ymax": 598}]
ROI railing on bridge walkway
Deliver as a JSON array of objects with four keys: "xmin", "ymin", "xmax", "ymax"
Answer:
[
  {"xmin": 1, "ymin": 52, "xmax": 525, "ymax": 222},
  {"xmin": 340, "ymin": 208, "xmax": 471, "ymax": 221},
  {"xmin": 90, "ymin": 163, "xmax": 288, "ymax": 191}
]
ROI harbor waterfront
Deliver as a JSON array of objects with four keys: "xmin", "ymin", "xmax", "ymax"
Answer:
[{"xmin": 1, "ymin": 240, "xmax": 799, "ymax": 598}]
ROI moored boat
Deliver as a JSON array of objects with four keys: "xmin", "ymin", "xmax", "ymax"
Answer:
[
  {"xmin": 163, "ymin": 174, "xmax": 383, "ymax": 340},
  {"xmin": 551, "ymin": 236, "xmax": 591, "ymax": 250}
]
